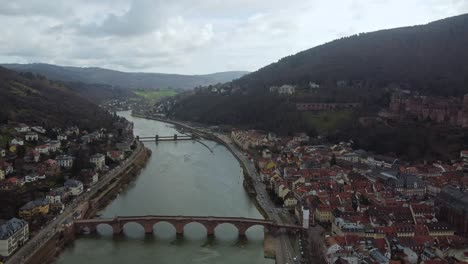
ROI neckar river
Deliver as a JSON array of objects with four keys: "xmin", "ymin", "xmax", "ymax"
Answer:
[{"xmin": 56, "ymin": 111, "xmax": 273, "ymax": 264}]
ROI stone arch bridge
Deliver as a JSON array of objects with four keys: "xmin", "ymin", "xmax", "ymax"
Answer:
[{"xmin": 74, "ymin": 215, "xmax": 304, "ymax": 237}]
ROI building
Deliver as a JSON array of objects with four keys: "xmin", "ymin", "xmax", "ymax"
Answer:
[
  {"xmin": 107, "ymin": 150, "xmax": 124, "ymax": 162},
  {"xmin": 436, "ymin": 186, "xmax": 468, "ymax": 236},
  {"xmin": 90, "ymin": 153, "xmax": 106, "ymax": 170},
  {"xmin": 18, "ymin": 199, "xmax": 50, "ymax": 220},
  {"xmin": 0, "ymin": 218, "xmax": 29, "ymax": 257},
  {"xmin": 34, "ymin": 145, "xmax": 49, "ymax": 155},
  {"xmin": 64, "ymin": 179, "xmax": 83, "ymax": 196},
  {"xmin": 56, "ymin": 155, "xmax": 73, "ymax": 168},
  {"xmin": 278, "ymin": 84, "xmax": 295, "ymax": 95},
  {"xmin": 14, "ymin": 123, "xmax": 30, "ymax": 133},
  {"xmin": 24, "ymin": 132, "xmax": 38, "ymax": 141},
  {"xmin": 10, "ymin": 138, "xmax": 24, "ymax": 146},
  {"xmin": 386, "ymin": 92, "xmax": 468, "ymax": 128},
  {"xmin": 388, "ymin": 173, "xmax": 426, "ymax": 198},
  {"xmin": 46, "ymin": 187, "xmax": 70, "ymax": 204}
]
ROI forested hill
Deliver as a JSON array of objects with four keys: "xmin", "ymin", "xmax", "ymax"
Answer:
[
  {"xmin": 235, "ymin": 13, "xmax": 468, "ymax": 97},
  {"xmin": 0, "ymin": 67, "xmax": 115, "ymax": 130},
  {"xmin": 1, "ymin": 63, "xmax": 248, "ymax": 90}
]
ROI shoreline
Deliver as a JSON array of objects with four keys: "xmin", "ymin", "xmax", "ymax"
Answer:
[
  {"xmin": 131, "ymin": 113, "xmax": 269, "ymax": 219},
  {"xmin": 14, "ymin": 142, "xmax": 152, "ymax": 264}
]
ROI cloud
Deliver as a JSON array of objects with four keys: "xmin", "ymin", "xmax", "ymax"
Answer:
[
  {"xmin": 0, "ymin": 0, "xmax": 466, "ymax": 74},
  {"xmin": 76, "ymin": 0, "xmax": 164, "ymax": 37}
]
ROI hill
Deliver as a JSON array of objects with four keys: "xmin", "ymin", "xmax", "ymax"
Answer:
[
  {"xmin": 1, "ymin": 63, "xmax": 249, "ymax": 90},
  {"xmin": 0, "ymin": 67, "xmax": 115, "ymax": 130},
  {"xmin": 235, "ymin": 13, "xmax": 468, "ymax": 97}
]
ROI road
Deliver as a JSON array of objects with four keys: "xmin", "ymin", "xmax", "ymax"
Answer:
[
  {"xmin": 6, "ymin": 142, "xmax": 144, "ymax": 264},
  {"xmin": 215, "ymin": 133, "xmax": 300, "ymax": 264}
]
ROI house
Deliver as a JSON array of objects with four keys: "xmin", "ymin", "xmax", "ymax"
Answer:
[
  {"xmin": 24, "ymin": 150, "xmax": 40, "ymax": 163},
  {"xmin": 107, "ymin": 151, "xmax": 124, "ymax": 162},
  {"xmin": 80, "ymin": 169, "xmax": 99, "ymax": 186},
  {"xmin": 56, "ymin": 155, "xmax": 73, "ymax": 168},
  {"xmin": 57, "ymin": 134, "xmax": 67, "ymax": 141},
  {"xmin": 64, "ymin": 179, "xmax": 83, "ymax": 196},
  {"xmin": 31, "ymin": 126, "xmax": 46, "ymax": 134},
  {"xmin": 90, "ymin": 154, "xmax": 106, "ymax": 170},
  {"xmin": 14, "ymin": 123, "xmax": 30, "ymax": 133},
  {"xmin": 23, "ymin": 173, "xmax": 46, "ymax": 183},
  {"xmin": 315, "ymin": 204, "xmax": 333, "ymax": 223},
  {"xmin": 426, "ymin": 223, "xmax": 454, "ymax": 237},
  {"xmin": 18, "ymin": 199, "xmax": 49, "ymax": 220},
  {"xmin": 0, "ymin": 218, "xmax": 29, "ymax": 257},
  {"xmin": 46, "ymin": 140, "xmax": 61, "ymax": 152},
  {"xmin": 278, "ymin": 84, "xmax": 295, "ymax": 95},
  {"xmin": 34, "ymin": 145, "xmax": 49, "ymax": 155},
  {"xmin": 24, "ymin": 132, "xmax": 38, "ymax": 141},
  {"xmin": 46, "ymin": 187, "xmax": 70, "ymax": 204},
  {"xmin": 10, "ymin": 138, "xmax": 24, "ymax": 146},
  {"xmin": 0, "ymin": 161, "xmax": 13, "ymax": 176}
]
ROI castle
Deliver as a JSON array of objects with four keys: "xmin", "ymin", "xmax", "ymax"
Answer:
[{"xmin": 385, "ymin": 92, "xmax": 468, "ymax": 127}]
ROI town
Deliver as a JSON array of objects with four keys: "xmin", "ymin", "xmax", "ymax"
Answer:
[
  {"xmin": 228, "ymin": 128, "xmax": 468, "ymax": 263},
  {"xmin": 0, "ymin": 117, "xmax": 136, "ymax": 262}
]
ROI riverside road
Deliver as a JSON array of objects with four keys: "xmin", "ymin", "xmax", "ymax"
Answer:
[{"xmin": 6, "ymin": 142, "xmax": 144, "ymax": 264}]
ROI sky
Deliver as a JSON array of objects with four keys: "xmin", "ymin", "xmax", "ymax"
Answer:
[{"xmin": 0, "ymin": 0, "xmax": 467, "ymax": 74}]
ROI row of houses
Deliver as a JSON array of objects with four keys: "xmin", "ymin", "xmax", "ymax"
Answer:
[{"xmin": 232, "ymin": 128, "xmax": 468, "ymax": 263}]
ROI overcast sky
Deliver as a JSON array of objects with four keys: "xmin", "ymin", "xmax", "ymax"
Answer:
[{"xmin": 0, "ymin": 0, "xmax": 467, "ymax": 74}]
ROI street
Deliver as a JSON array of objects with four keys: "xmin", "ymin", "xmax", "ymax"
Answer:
[
  {"xmin": 6, "ymin": 142, "xmax": 144, "ymax": 264},
  {"xmin": 215, "ymin": 133, "xmax": 301, "ymax": 264}
]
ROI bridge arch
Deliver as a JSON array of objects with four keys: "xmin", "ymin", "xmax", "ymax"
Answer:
[
  {"xmin": 214, "ymin": 223, "xmax": 238, "ymax": 240},
  {"xmin": 121, "ymin": 221, "xmax": 145, "ymax": 238},
  {"xmin": 96, "ymin": 223, "xmax": 114, "ymax": 236},
  {"xmin": 183, "ymin": 221, "xmax": 208, "ymax": 239},
  {"xmin": 245, "ymin": 224, "xmax": 265, "ymax": 241},
  {"xmin": 153, "ymin": 221, "xmax": 176, "ymax": 238}
]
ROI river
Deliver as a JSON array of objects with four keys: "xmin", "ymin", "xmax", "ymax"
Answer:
[{"xmin": 56, "ymin": 111, "xmax": 274, "ymax": 264}]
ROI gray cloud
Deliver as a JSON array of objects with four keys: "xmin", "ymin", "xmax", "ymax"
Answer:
[{"xmin": 0, "ymin": 0, "xmax": 466, "ymax": 74}]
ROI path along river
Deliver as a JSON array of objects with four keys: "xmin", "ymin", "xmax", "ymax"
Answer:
[{"xmin": 56, "ymin": 111, "xmax": 273, "ymax": 264}]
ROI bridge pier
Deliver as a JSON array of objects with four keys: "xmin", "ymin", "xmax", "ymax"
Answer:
[
  {"xmin": 155, "ymin": 135, "xmax": 159, "ymax": 142},
  {"xmin": 238, "ymin": 225, "xmax": 247, "ymax": 238},
  {"xmin": 174, "ymin": 134, "xmax": 178, "ymax": 141},
  {"xmin": 206, "ymin": 224, "xmax": 215, "ymax": 237},
  {"xmin": 112, "ymin": 222, "xmax": 122, "ymax": 235},
  {"xmin": 143, "ymin": 222, "xmax": 154, "ymax": 234}
]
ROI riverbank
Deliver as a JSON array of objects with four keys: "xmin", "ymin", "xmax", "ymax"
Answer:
[
  {"xmin": 130, "ymin": 113, "xmax": 296, "ymax": 261},
  {"xmin": 16, "ymin": 142, "xmax": 152, "ymax": 264},
  {"xmin": 131, "ymin": 113, "xmax": 267, "ymax": 218}
]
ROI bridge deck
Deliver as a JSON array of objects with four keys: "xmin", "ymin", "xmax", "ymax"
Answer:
[{"xmin": 74, "ymin": 215, "xmax": 303, "ymax": 229}]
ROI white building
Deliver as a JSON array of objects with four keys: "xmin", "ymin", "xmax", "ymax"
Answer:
[
  {"xmin": 24, "ymin": 132, "xmax": 38, "ymax": 141},
  {"xmin": 278, "ymin": 85, "xmax": 295, "ymax": 95},
  {"xmin": 14, "ymin": 124, "xmax": 30, "ymax": 133},
  {"xmin": 57, "ymin": 134, "xmax": 67, "ymax": 141},
  {"xmin": 46, "ymin": 187, "xmax": 69, "ymax": 204},
  {"xmin": 90, "ymin": 154, "xmax": 106, "ymax": 170},
  {"xmin": 56, "ymin": 155, "xmax": 74, "ymax": 168},
  {"xmin": 0, "ymin": 218, "xmax": 29, "ymax": 257},
  {"xmin": 10, "ymin": 138, "xmax": 24, "ymax": 146},
  {"xmin": 64, "ymin": 180, "xmax": 83, "ymax": 196}
]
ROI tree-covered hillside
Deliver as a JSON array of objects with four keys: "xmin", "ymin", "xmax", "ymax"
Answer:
[
  {"xmin": 0, "ymin": 67, "xmax": 115, "ymax": 130},
  {"xmin": 235, "ymin": 14, "xmax": 468, "ymax": 97}
]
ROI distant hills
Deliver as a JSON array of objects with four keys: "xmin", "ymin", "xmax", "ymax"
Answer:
[
  {"xmin": 1, "ymin": 63, "xmax": 249, "ymax": 90},
  {"xmin": 235, "ymin": 13, "xmax": 468, "ymax": 97},
  {"xmin": 0, "ymin": 67, "xmax": 115, "ymax": 130}
]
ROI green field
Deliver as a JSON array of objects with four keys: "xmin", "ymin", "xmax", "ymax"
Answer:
[
  {"xmin": 134, "ymin": 89, "xmax": 177, "ymax": 101},
  {"xmin": 303, "ymin": 110, "xmax": 355, "ymax": 134}
]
